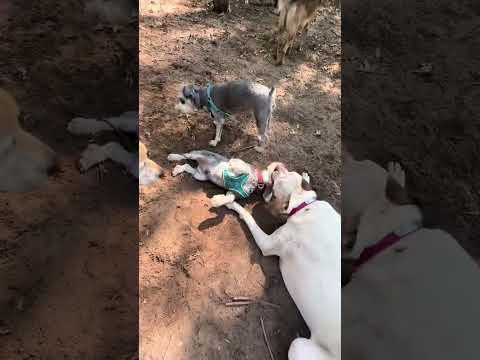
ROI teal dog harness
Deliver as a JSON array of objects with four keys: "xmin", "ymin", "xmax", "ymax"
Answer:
[
  {"xmin": 207, "ymin": 83, "xmax": 231, "ymax": 118},
  {"xmin": 222, "ymin": 169, "xmax": 250, "ymax": 198}
]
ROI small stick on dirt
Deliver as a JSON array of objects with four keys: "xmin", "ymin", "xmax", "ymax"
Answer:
[
  {"xmin": 233, "ymin": 296, "xmax": 253, "ymax": 301},
  {"xmin": 260, "ymin": 317, "xmax": 275, "ymax": 360},
  {"xmin": 225, "ymin": 301, "xmax": 253, "ymax": 307},
  {"xmin": 226, "ymin": 145, "xmax": 256, "ymax": 154}
]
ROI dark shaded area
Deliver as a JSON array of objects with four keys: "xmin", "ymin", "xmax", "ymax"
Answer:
[
  {"xmin": 343, "ymin": 0, "xmax": 480, "ymax": 258},
  {"xmin": 0, "ymin": 0, "xmax": 139, "ymax": 358}
]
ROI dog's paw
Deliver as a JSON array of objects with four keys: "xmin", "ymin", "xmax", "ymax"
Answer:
[
  {"xmin": 209, "ymin": 140, "xmax": 219, "ymax": 147},
  {"xmin": 167, "ymin": 153, "xmax": 183, "ymax": 162},
  {"xmin": 211, "ymin": 194, "xmax": 227, "ymax": 208},
  {"xmin": 387, "ymin": 162, "xmax": 405, "ymax": 187},
  {"xmin": 172, "ymin": 165, "xmax": 184, "ymax": 177},
  {"xmin": 78, "ymin": 144, "xmax": 105, "ymax": 172}
]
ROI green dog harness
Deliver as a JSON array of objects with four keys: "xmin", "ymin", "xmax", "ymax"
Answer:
[
  {"xmin": 207, "ymin": 83, "xmax": 231, "ymax": 118},
  {"xmin": 222, "ymin": 169, "xmax": 250, "ymax": 198}
]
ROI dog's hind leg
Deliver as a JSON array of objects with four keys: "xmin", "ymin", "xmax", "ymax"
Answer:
[
  {"xmin": 68, "ymin": 118, "xmax": 112, "ymax": 135},
  {"xmin": 167, "ymin": 153, "xmax": 188, "ymax": 162},
  {"xmin": 275, "ymin": 32, "xmax": 295, "ymax": 65},
  {"xmin": 68, "ymin": 112, "xmax": 138, "ymax": 135},
  {"xmin": 172, "ymin": 164, "xmax": 208, "ymax": 181},
  {"xmin": 288, "ymin": 338, "xmax": 333, "ymax": 360},
  {"xmin": 254, "ymin": 97, "xmax": 274, "ymax": 152}
]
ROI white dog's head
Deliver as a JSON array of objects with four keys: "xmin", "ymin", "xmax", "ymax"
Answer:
[
  {"xmin": 0, "ymin": 89, "xmax": 58, "ymax": 192},
  {"xmin": 263, "ymin": 162, "xmax": 315, "ymax": 218},
  {"xmin": 175, "ymin": 84, "xmax": 201, "ymax": 114},
  {"xmin": 352, "ymin": 174, "xmax": 423, "ymax": 257}
]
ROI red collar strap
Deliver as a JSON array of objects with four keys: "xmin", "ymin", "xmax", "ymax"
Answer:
[
  {"xmin": 256, "ymin": 169, "xmax": 266, "ymax": 189},
  {"xmin": 288, "ymin": 199, "xmax": 317, "ymax": 218},
  {"xmin": 353, "ymin": 228, "xmax": 420, "ymax": 273}
]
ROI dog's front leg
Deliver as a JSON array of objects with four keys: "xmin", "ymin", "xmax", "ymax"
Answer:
[
  {"xmin": 209, "ymin": 117, "xmax": 225, "ymax": 147},
  {"xmin": 226, "ymin": 202, "xmax": 283, "ymax": 256},
  {"xmin": 104, "ymin": 111, "xmax": 138, "ymax": 134},
  {"xmin": 211, "ymin": 191, "xmax": 236, "ymax": 207}
]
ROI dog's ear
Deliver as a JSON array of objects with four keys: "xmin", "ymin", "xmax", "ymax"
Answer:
[
  {"xmin": 385, "ymin": 176, "xmax": 412, "ymax": 205},
  {"xmin": 301, "ymin": 178, "xmax": 312, "ymax": 191},
  {"xmin": 263, "ymin": 183, "xmax": 273, "ymax": 202},
  {"xmin": 266, "ymin": 162, "xmax": 287, "ymax": 176}
]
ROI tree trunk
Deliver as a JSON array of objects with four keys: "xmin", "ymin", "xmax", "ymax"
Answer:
[{"xmin": 213, "ymin": 0, "xmax": 230, "ymax": 13}]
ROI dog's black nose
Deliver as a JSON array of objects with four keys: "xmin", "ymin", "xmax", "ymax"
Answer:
[{"xmin": 179, "ymin": 98, "xmax": 185, "ymax": 104}]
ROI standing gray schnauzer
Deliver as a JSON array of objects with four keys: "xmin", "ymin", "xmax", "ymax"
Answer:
[{"xmin": 175, "ymin": 80, "xmax": 276, "ymax": 152}]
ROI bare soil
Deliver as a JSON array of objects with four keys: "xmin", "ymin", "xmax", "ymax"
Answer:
[
  {"xmin": 139, "ymin": 0, "xmax": 340, "ymax": 359},
  {"xmin": 0, "ymin": 1, "xmax": 138, "ymax": 358},
  {"xmin": 343, "ymin": 0, "xmax": 480, "ymax": 260}
]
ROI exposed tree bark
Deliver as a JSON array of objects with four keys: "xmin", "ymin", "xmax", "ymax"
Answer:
[{"xmin": 213, "ymin": 0, "xmax": 230, "ymax": 13}]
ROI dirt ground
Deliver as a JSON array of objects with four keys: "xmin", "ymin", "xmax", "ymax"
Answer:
[
  {"xmin": 0, "ymin": 1, "xmax": 138, "ymax": 358},
  {"xmin": 139, "ymin": 1, "xmax": 340, "ymax": 359},
  {"xmin": 343, "ymin": 0, "xmax": 480, "ymax": 260}
]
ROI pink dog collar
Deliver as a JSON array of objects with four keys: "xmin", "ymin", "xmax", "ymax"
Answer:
[
  {"xmin": 288, "ymin": 199, "xmax": 316, "ymax": 218},
  {"xmin": 256, "ymin": 169, "xmax": 265, "ymax": 189},
  {"xmin": 353, "ymin": 227, "xmax": 420, "ymax": 273}
]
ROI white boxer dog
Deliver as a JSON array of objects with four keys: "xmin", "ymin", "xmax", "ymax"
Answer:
[
  {"xmin": 342, "ymin": 160, "xmax": 480, "ymax": 359},
  {"xmin": 225, "ymin": 163, "xmax": 340, "ymax": 359}
]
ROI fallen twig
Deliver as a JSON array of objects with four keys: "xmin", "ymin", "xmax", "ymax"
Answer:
[
  {"xmin": 233, "ymin": 296, "xmax": 252, "ymax": 301},
  {"xmin": 225, "ymin": 301, "xmax": 253, "ymax": 307},
  {"xmin": 260, "ymin": 317, "xmax": 275, "ymax": 360}
]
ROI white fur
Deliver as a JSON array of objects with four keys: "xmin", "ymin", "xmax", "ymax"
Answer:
[
  {"xmin": 342, "ymin": 158, "xmax": 480, "ymax": 359},
  {"xmin": 342, "ymin": 148, "xmax": 389, "ymax": 249},
  {"xmin": 168, "ymin": 150, "xmax": 274, "ymax": 207},
  {"xmin": 225, "ymin": 170, "xmax": 340, "ymax": 359},
  {"xmin": 0, "ymin": 89, "xmax": 57, "ymax": 192},
  {"xmin": 67, "ymin": 112, "xmax": 161, "ymax": 185}
]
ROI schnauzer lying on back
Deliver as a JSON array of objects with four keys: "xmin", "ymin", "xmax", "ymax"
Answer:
[
  {"xmin": 167, "ymin": 150, "xmax": 289, "ymax": 207},
  {"xmin": 175, "ymin": 80, "xmax": 276, "ymax": 153}
]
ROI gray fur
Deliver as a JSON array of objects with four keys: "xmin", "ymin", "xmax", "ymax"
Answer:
[
  {"xmin": 167, "ymin": 150, "xmax": 261, "ymax": 197},
  {"xmin": 178, "ymin": 80, "xmax": 276, "ymax": 149}
]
